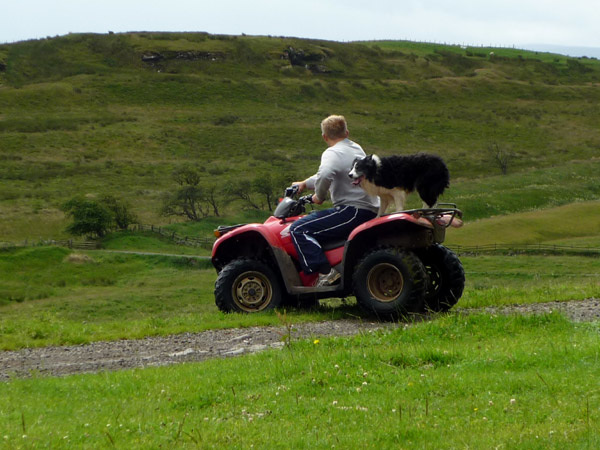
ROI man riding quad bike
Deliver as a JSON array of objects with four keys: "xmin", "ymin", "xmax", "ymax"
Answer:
[{"xmin": 211, "ymin": 186, "xmax": 465, "ymax": 320}]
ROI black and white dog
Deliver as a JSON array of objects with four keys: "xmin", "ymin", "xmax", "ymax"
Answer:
[{"xmin": 348, "ymin": 153, "xmax": 450, "ymax": 216}]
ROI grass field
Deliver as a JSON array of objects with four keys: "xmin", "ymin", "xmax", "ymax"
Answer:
[
  {"xmin": 1, "ymin": 33, "xmax": 599, "ymax": 448},
  {"xmin": 446, "ymin": 199, "xmax": 600, "ymax": 246},
  {"xmin": 1, "ymin": 313, "xmax": 598, "ymax": 448},
  {"xmin": 1, "ymin": 245, "xmax": 598, "ymax": 351}
]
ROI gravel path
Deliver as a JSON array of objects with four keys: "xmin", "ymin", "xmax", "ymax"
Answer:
[{"xmin": 1, "ymin": 298, "xmax": 598, "ymax": 381}]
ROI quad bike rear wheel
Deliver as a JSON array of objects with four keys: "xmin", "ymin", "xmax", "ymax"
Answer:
[
  {"xmin": 353, "ymin": 247, "xmax": 427, "ymax": 320},
  {"xmin": 417, "ymin": 244, "xmax": 465, "ymax": 312},
  {"xmin": 215, "ymin": 259, "xmax": 283, "ymax": 313}
]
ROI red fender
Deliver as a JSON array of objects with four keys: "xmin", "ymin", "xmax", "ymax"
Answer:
[{"xmin": 348, "ymin": 212, "xmax": 433, "ymax": 242}]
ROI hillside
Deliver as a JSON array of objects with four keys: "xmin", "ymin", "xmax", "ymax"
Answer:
[{"xmin": 1, "ymin": 32, "xmax": 599, "ymax": 241}]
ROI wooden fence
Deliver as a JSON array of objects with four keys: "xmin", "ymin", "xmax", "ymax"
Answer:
[
  {"xmin": 133, "ymin": 224, "xmax": 214, "ymax": 248},
  {"xmin": 0, "ymin": 239, "xmax": 100, "ymax": 250},
  {"xmin": 0, "ymin": 224, "xmax": 215, "ymax": 251}
]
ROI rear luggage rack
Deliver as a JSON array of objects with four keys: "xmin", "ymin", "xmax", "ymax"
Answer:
[{"xmin": 401, "ymin": 204, "xmax": 463, "ymax": 228}]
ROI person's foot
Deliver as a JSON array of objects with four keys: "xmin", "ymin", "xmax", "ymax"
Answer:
[{"xmin": 316, "ymin": 268, "xmax": 341, "ymax": 287}]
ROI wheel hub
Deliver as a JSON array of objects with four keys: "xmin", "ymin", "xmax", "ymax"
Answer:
[
  {"xmin": 424, "ymin": 263, "xmax": 442, "ymax": 299},
  {"xmin": 233, "ymin": 272, "xmax": 272, "ymax": 311},
  {"xmin": 367, "ymin": 263, "xmax": 404, "ymax": 302}
]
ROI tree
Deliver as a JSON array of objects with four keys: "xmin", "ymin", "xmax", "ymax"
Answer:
[
  {"xmin": 173, "ymin": 167, "xmax": 202, "ymax": 187},
  {"xmin": 161, "ymin": 185, "xmax": 208, "ymax": 221},
  {"xmin": 101, "ymin": 195, "xmax": 137, "ymax": 230},
  {"xmin": 161, "ymin": 167, "xmax": 212, "ymax": 221},
  {"xmin": 487, "ymin": 142, "xmax": 514, "ymax": 175},
  {"xmin": 203, "ymin": 183, "xmax": 222, "ymax": 217},
  {"xmin": 252, "ymin": 172, "xmax": 292, "ymax": 211},
  {"xmin": 252, "ymin": 174, "xmax": 277, "ymax": 211},
  {"xmin": 226, "ymin": 179, "xmax": 261, "ymax": 210},
  {"xmin": 62, "ymin": 197, "xmax": 113, "ymax": 237}
]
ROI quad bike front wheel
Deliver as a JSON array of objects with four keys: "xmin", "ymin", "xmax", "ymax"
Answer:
[
  {"xmin": 215, "ymin": 259, "xmax": 283, "ymax": 313},
  {"xmin": 417, "ymin": 244, "xmax": 465, "ymax": 312},
  {"xmin": 353, "ymin": 247, "xmax": 427, "ymax": 320}
]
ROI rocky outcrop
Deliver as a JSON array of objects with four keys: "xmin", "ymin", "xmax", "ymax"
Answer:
[
  {"xmin": 141, "ymin": 51, "xmax": 225, "ymax": 64},
  {"xmin": 283, "ymin": 46, "xmax": 331, "ymax": 74}
]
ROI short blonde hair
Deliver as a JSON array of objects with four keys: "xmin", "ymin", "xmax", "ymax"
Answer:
[{"xmin": 320, "ymin": 115, "xmax": 348, "ymax": 139}]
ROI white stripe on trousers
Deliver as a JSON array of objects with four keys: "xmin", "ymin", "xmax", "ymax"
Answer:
[{"xmin": 291, "ymin": 206, "xmax": 358, "ymax": 271}]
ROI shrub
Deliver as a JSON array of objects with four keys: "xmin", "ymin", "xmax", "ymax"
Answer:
[
  {"xmin": 213, "ymin": 115, "xmax": 239, "ymax": 126},
  {"xmin": 101, "ymin": 195, "xmax": 137, "ymax": 230},
  {"xmin": 62, "ymin": 197, "xmax": 113, "ymax": 237}
]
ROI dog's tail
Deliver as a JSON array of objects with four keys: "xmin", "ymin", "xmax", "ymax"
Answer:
[{"xmin": 418, "ymin": 176, "xmax": 450, "ymax": 208}]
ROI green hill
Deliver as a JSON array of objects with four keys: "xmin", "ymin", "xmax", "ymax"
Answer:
[
  {"xmin": 1, "ymin": 32, "xmax": 599, "ymax": 241},
  {"xmin": 446, "ymin": 200, "xmax": 600, "ymax": 247}
]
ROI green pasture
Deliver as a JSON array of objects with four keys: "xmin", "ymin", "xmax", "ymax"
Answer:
[
  {"xmin": 1, "ymin": 245, "xmax": 598, "ymax": 351},
  {"xmin": 446, "ymin": 199, "xmax": 600, "ymax": 247},
  {"xmin": 0, "ymin": 246, "xmax": 347, "ymax": 350},
  {"xmin": 101, "ymin": 232, "xmax": 211, "ymax": 256},
  {"xmin": 1, "ymin": 313, "xmax": 598, "ymax": 448}
]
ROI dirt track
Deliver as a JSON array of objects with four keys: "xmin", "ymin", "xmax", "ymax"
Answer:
[{"xmin": 1, "ymin": 298, "xmax": 598, "ymax": 381}]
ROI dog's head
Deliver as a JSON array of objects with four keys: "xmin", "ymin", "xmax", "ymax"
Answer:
[{"xmin": 348, "ymin": 154, "xmax": 378, "ymax": 186}]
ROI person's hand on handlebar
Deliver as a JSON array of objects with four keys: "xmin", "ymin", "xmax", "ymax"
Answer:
[
  {"xmin": 292, "ymin": 180, "xmax": 323, "ymax": 204},
  {"xmin": 291, "ymin": 181, "xmax": 307, "ymax": 193},
  {"xmin": 301, "ymin": 194, "xmax": 323, "ymax": 204},
  {"xmin": 299, "ymin": 194, "xmax": 313, "ymax": 204}
]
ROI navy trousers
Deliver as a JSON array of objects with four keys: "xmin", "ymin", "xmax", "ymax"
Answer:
[{"xmin": 290, "ymin": 205, "xmax": 377, "ymax": 274}]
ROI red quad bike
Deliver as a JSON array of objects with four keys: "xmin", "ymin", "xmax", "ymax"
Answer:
[{"xmin": 211, "ymin": 186, "xmax": 465, "ymax": 320}]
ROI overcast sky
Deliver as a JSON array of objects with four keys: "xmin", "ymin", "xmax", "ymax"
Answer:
[{"xmin": 3, "ymin": 0, "xmax": 599, "ymax": 57}]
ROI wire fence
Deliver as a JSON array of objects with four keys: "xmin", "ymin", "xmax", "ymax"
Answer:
[{"xmin": 448, "ymin": 243, "xmax": 600, "ymax": 257}]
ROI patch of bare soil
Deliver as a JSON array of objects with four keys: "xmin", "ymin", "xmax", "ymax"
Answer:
[{"xmin": 1, "ymin": 298, "xmax": 598, "ymax": 381}]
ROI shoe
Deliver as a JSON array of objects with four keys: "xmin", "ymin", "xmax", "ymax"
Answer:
[{"xmin": 316, "ymin": 268, "xmax": 341, "ymax": 287}]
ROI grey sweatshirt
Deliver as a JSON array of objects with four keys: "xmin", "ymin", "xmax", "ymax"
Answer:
[{"xmin": 305, "ymin": 138, "xmax": 379, "ymax": 213}]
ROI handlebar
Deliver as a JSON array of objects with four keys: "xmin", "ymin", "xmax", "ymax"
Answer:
[
  {"xmin": 299, "ymin": 194, "xmax": 314, "ymax": 204},
  {"xmin": 284, "ymin": 185, "xmax": 300, "ymax": 198},
  {"xmin": 284, "ymin": 185, "xmax": 312, "ymax": 204},
  {"xmin": 275, "ymin": 186, "xmax": 314, "ymax": 219}
]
